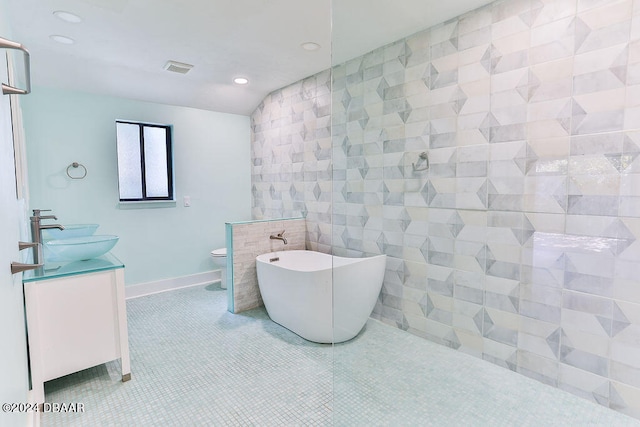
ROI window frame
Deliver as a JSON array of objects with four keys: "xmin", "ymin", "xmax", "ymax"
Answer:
[{"xmin": 116, "ymin": 120, "xmax": 174, "ymax": 203}]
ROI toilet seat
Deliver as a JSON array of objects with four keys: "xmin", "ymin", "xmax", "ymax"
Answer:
[
  {"xmin": 211, "ymin": 247, "xmax": 227, "ymax": 290},
  {"xmin": 211, "ymin": 248, "xmax": 226, "ymax": 257}
]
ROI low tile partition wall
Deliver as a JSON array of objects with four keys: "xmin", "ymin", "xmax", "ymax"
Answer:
[{"xmin": 226, "ymin": 218, "xmax": 306, "ymax": 313}]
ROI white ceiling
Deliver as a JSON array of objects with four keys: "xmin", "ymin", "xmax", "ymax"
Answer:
[{"xmin": 5, "ymin": 0, "xmax": 493, "ymax": 116}]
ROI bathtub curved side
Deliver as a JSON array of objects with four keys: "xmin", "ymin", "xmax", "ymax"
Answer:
[
  {"xmin": 333, "ymin": 254, "xmax": 386, "ymax": 343},
  {"xmin": 256, "ymin": 252, "xmax": 333, "ymax": 343},
  {"xmin": 256, "ymin": 251, "xmax": 386, "ymax": 344}
]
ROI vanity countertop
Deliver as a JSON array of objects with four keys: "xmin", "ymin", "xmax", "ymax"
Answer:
[{"xmin": 23, "ymin": 253, "xmax": 124, "ymax": 283}]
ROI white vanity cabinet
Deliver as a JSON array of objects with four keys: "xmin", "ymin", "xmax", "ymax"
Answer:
[{"xmin": 23, "ymin": 255, "xmax": 131, "ymax": 404}]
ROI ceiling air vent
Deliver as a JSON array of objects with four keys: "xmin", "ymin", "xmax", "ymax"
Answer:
[{"xmin": 163, "ymin": 60, "xmax": 193, "ymax": 74}]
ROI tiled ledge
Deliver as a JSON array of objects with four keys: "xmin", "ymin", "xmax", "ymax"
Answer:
[{"xmin": 225, "ymin": 217, "xmax": 306, "ymax": 313}]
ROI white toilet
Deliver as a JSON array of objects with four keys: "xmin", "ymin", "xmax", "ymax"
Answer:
[{"xmin": 211, "ymin": 248, "xmax": 227, "ymax": 289}]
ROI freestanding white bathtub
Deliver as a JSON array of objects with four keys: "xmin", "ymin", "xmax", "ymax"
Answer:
[{"xmin": 256, "ymin": 250, "xmax": 386, "ymax": 343}]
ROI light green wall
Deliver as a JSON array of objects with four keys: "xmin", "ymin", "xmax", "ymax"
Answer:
[{"xmin": 23, "ymin": 87, "xmax": 251, "ymax": 285}]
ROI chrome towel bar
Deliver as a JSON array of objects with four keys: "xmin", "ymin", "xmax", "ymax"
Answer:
[{"xmin": 0, "ymin": 36, "xmax": 31, "ymax": 95}]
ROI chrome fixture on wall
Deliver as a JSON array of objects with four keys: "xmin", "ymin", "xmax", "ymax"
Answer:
[
  {"xmin": 30, "ymin": 209, "xmax": 64, "ymax": 265},
  {"xmin": 11, "ymin": 241, "xmax": 40, "ymax": 274},
  {"xmin": 0, "ymin": 36, "xmax": 31, "ymax": 95},
  {"xmin": 66, "ymin": 162, "xmax": 87, "ymax": 179},
  {"xmin": 412, "ymin": 151, "xmax": 429, "ymax": 172},
  {"xmin": 269, "ymin": 230, "xmax": 287, "ymax": 245}
]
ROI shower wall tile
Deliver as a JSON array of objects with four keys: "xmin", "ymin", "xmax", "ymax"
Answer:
[
  {"xmin": 251, "ymin": 71, "xmax": 332, "ymax": 253},
  {"xmin": 427, "ymin": 264, "xmax": 454, "ymax": 298},
  {"xmin": 486, "ymin": 211, "xmax": 523, "ymax": 281},
  {"xmin": 425, "ymin": 292, "xmax": 453, "ymax": 327},
  {"xmin": 250, "ymin": 0, "xmax": 640, "ymax": 419},
  {"xmin": 456, "ymin": 145, "xmax": 488, "ymax": 210},
  {"xmin": 520, "ymin": 214, "xmax": 565, "ymax": 329},
  {"xmin": 626, "ymin": 8, "xmax": 640, "ymax": 129},
  {"xmin": 454, "ymin": 196, "xmax": 486, "ymax": 298},
  {"xmin": 560, "ymin": 293, "xmax": 612, "ymax": 394},
  {"xmin": 614, "ymin": 217, "xmax": 640, "ymax": 305},
  {"xmin": 620, "ymin": 131, "xmax": 640, "ymax": 216},
  {"xmin": 518, "ymin": 316, "xmax": 561, "ymax": 361},
  {"xmin": 402, "ymin": 207, "xmax": 429, "ymax": 263},
  {"xmin": 610, "ymin": 300, "xmax": 640, "ymax": 388},
  {"xmin": 484, "ymin": 303, "xmax": 520, "ymax": 344},
  {"xmin": 485, "ymin": 275, "xmax": 519, "ymax": 314},
  {"xmin": 426, "ymin": 208, "xmax": 457, "ymax": 268},
  {"xmin": 488, "ymin": 141, "xmax": 527, "ymax": 211},
  {"xmin": 610, "ymin": 299, "xmax": 640, "ymax": 415},
  {"xmin": 483, "ymin": 334, "xmax": 518, "ymax": 371},
  {"xmin": 572, "ymin": 27, "xmax": 628, "ymax": 136},
  {"xmin": 518, "ymin": 313, "xmax": 561, "ymax": 386},
  {"xmin": 559, "ymin": 363, "xmax": 610, "ymax": 406},
  {"xmin": 523, "ymin": 142, "xmax": 569, "ymax": 214},
  {"xmin": 453, "ymin": 207, "xmax": 487, "ymax": 343},
  {"xmin": 452, "ymin": 287, "xmax": 483, "ymax": 333},
  {"xmin": 533, "ymin": 0, "xmax": 576, "ymax": 27},
  {"xmin": 576, "ymin": 0, "xmax": 632, "ymax": 53},
  {"xmin": 454, "ymin": 270, "xmax": 484, "ymax": 305},
  {"xmin": 568, "ymin": 133, "xmax": 624, "ymax": 216},
  {"xmin": 458, "ymin": 8, "xmax": 491, "ymax": 151},
  {"xmin": 530, "ymin": 13, "xmax": 575, "ymax": 65},
  {"xmin": 517, "ymin": 349, "xmax": 559, "ymax": 386},
  {"xmin": 611, "ymin": 381, "xmax": 640, "ymax": 419},
  {"xmin": 491, "ymin": 0, "xmax": 531, "ymax": 39},
  {"xmin": 528, "ymin": 58, "xmax": 573, "ymax": 142},
  {"xmin": 455, "ymin": 328, "xmax": 484, "ymax": 358}
]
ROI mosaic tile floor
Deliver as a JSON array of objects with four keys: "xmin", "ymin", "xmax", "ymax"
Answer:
[{"xmin": 41, "ymin": 283, "xmax": 639, "ymax": 426}]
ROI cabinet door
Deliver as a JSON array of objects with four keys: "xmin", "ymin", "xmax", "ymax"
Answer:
[{"xmin": 26, "ymin": 271, "xmax": 120, "ymax": 382}]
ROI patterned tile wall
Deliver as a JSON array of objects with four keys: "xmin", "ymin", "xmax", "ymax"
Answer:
[
  {"xmin": 251, "ymin": 0, "xmax": 640, "ymax": 419},
  {"xmin": 251, "ymin": 71, "xmax": 332, "ymax": 253},
  {"xmin": 228, "ymin": 219, "xmax": 306, "ymax": 313}
]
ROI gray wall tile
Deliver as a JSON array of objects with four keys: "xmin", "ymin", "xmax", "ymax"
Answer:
[{"xmin": 249, "ymin": 0, "xmax": 640, "ymax": 419}]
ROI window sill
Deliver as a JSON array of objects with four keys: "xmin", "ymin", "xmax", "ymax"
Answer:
[{"xmin": 118, "ymin": 200, "xmax": 176, "ymax": 210}]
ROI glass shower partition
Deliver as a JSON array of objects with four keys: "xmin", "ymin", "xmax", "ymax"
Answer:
[{"xmin": 331, "ymin": 2, "xmax": 449, "ymax": 424}]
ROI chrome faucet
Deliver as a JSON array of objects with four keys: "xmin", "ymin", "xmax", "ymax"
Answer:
[
  {"xmin": 30, "ymin": 209, "xmax": 64, "ymax": 264},
  {"xmin": 270, "ymin": 230, "xmax": 287, "ymax": 245}
]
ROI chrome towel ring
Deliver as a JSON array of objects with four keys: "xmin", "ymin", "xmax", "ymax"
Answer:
[{"xmin": 66, "ymin": 162, "xmax": 87, "ymax": 179}]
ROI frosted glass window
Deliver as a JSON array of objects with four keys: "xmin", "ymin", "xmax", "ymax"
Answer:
[
  {"xmin": 116, "ymin": 121, "xmax": 173, "ymax": 201},
  {"xmin": 143, "ymin": 127, "xmax": 169, "ymax": 197},
  {"xmin": 116, "ymin": 123, "xmax": 143, "ymax": 199}
]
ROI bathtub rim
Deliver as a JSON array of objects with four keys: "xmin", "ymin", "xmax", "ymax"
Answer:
[{"xmin": 256, "ymin": 250, "xmax": 386, "ymax": 273}]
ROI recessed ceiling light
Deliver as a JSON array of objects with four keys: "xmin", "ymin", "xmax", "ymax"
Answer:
[
  {"xmin": 53, "ymin": 10, "xmax": 83, "ymax": 23},
  {"xmin": 50, "ymin": 35, "xmax": 75, "ymax": 45},
  {"xmin": 301, "ymin": 42, "xmax": 321, "ymax": 51},
  {"xmin": 233, "ymin": 77, "xmax": 249, "ymax": 85}
]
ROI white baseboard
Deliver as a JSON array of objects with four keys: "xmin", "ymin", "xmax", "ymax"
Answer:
[{"xmin": 125, "ymin": 270, "xmax": 220, "ymax": 300}]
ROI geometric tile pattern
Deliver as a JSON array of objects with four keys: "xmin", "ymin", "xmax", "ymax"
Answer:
[
  {"xmin": 41, "ymin": 285, "xmax": 640, "ymax": 426},
  {"xmin": 250, "ymin": 0, "xmax": 640, "ymax": 419},
  {"xmin": 251, "ymin": 70, "xmax": 332, "ymax": 253}
]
